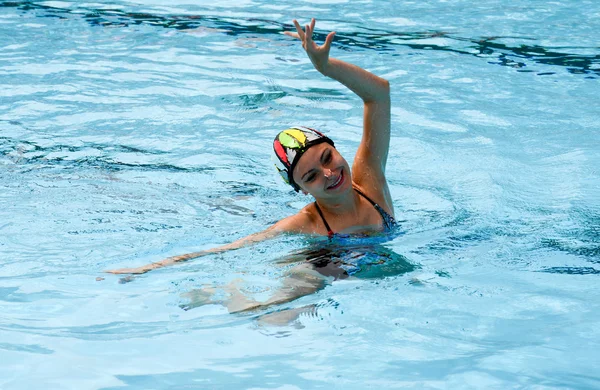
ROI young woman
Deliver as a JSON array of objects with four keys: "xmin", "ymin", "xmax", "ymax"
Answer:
[{"xmin": 107, "ymin": 18, "xmax": 394, "ymax": 276}]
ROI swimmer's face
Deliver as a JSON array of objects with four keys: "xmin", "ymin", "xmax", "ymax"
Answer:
[{"xmin": 293, "ymin": 142, "xmax": 351, "ymax": 197}]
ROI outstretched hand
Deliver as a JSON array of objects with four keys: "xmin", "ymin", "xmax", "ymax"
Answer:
[{"xmin": 285, "ymin": 18, "xmax": 335, "ymax": 74}]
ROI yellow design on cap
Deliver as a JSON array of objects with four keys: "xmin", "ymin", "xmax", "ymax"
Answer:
[{"xmin": 283, "ymin": 129, "xmax": 307, "ymax": 147}]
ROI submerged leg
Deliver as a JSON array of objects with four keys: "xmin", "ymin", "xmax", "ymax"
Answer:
[
  {"xmin": 182, "ymin": 263, "xmax": 330, "ymax": 314},
  {"xmin": 180, "ymin": 285, "xmax": 222, "ymax": 310},
  {"xmin": 255, "ymin": 304, "xmax": 318, "ymax": 327},
  {"xmin": 225, "ymin": 264, "xmax": 329, "ymax": 313}
]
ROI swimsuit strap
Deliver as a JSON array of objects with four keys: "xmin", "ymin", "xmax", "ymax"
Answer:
[
  {"xmin": 352, "ymin": 186, "xmax": 378, "ymax": 207},
  {"xmin": 314, "ymin": 187, "xmax": 397, "ymax": 238},
  {"xmin": 353, "ymin": 186, "xmax": 397, "ymax": 230},
  {"xmin": 313, "ymin": 201, "xmax": 334, "ymax": 238}
]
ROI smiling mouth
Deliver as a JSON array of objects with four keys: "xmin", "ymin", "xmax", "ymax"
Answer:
[{"xmin": 326, "ymin": 169, "xmax": 344, "ymax": 190}]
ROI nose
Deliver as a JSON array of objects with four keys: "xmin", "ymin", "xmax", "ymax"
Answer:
[{"xmin": 323, "ymin": 168, "xmax": 333, "ymax": 179}]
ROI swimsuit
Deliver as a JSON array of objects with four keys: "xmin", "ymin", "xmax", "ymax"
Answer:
[
  {"xmin": 313, "ymin": 187, "xmax": 397, "ymax": 239},
  {"xmin": 303, "ymin": 244, "xmax": 414, "ymax": 280}
]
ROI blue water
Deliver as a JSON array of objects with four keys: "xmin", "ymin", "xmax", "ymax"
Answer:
[{"xmin": 1, "ymin": 1, "xmax": 599, "ymax": 389}]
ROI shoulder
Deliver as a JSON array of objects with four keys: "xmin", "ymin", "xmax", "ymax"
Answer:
[{"xmin": 272, "ymin": 205, "xmax": 321, "ymax": 235}]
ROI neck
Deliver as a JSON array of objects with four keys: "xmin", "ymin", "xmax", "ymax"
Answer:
[{"xmin": 314, "ymin": 186, "xmax": 360, "ymax": 216}]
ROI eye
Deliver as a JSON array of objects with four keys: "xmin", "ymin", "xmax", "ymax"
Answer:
[
  {"xmin": 324, "ymin": 151, "xmax": 332, "ymax": 163},
  {"xmin": 305, "ymin": 173, "xmax": 316, "ymax": 183}
]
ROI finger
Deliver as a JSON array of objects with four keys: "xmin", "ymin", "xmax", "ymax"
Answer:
[
  {"xmin": 310, "ymin": 18, "xmax": 316, "ymax": 33},
  {"xmin": 305, "ymin": 23, "xmax": 312, "ymax": 44},
  {"xmin": 283, "ymin": 31, "xmax": 300, "ymax": 39},
  {"xmin": 293, "ymin": 19, "xmax": 305, "ymax": 41},
  {"xmin": 323, "ymin": 31, "xmax": 336, "ymax": 48}
]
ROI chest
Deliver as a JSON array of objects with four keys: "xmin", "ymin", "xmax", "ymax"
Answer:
[{"xmin": 318, "ymin": 198, "xmax": 385, "ymax": 236}]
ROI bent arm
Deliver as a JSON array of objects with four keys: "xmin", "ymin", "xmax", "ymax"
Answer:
[
  {"xmin": 287, "ymin": 19, "xmax": 391, "ymax": 178},
  {"xmin": 321, "ymin": 58, "xmax": 391, "ymax": 174},
  {"xmin": 321, "ymin": 57, "xmax": 390, "ymax": 105}
]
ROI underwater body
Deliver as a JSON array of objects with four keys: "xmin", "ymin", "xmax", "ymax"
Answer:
[{"xmin": 1, "ymin": 0, "xmax": 599, "ymax": 389}]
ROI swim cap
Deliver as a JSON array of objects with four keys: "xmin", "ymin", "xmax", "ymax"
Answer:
[{"xmin": 273, "ymin": 126, "xmax": 335, "ymax": 192}]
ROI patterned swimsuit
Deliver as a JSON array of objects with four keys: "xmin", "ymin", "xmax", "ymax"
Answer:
[{"xmin": 313, "ymin": 187, "xmax": 397, "ymax": 239}]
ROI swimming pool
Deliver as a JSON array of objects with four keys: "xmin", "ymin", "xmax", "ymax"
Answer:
[{"xmin": 1, "ymin": 0, "xmax": 599, "ymax": 388}]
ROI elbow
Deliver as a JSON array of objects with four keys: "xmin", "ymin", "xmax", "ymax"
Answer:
[
  {"xmin": 381, "ymin": 78, "xmax": 390, "ymax": 96},
  {"xmin": 374, "ymin": 78, "xmax": 390, "ymax": 103},
  {"xmin": 364, "ymin": 78, "xmax": 390, "ymax": 104},
  {"xmin": 376, "ymin": 77, "xmax": 390, "ymax": 100}
]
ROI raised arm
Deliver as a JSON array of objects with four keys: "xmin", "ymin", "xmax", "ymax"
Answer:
[{"xmin": 286, "ymin": 19, "xmax": 391, "ymax": 180}]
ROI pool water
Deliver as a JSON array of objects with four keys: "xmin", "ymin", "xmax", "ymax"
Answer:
[{"xmin": 1, "ymin": 1, "xmax": 599, "ymax": 388}]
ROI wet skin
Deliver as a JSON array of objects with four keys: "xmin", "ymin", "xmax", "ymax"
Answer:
[{"xmin": 292, "ymin": 142, "xmax": 352, "ymax": 199}]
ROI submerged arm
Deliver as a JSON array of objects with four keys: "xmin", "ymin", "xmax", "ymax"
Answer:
[
  {"xmin": 105, "ymin": 228, "xmax": 278, "ymax": 275},
  {"xmin": 105, "ymin": 213, "xmax": 311, "ymax": 275}
]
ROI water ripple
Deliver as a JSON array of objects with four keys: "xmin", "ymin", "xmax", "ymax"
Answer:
[{"xmin": 1, "ymin": 1, "xmax": 598, "ymax": 77}]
